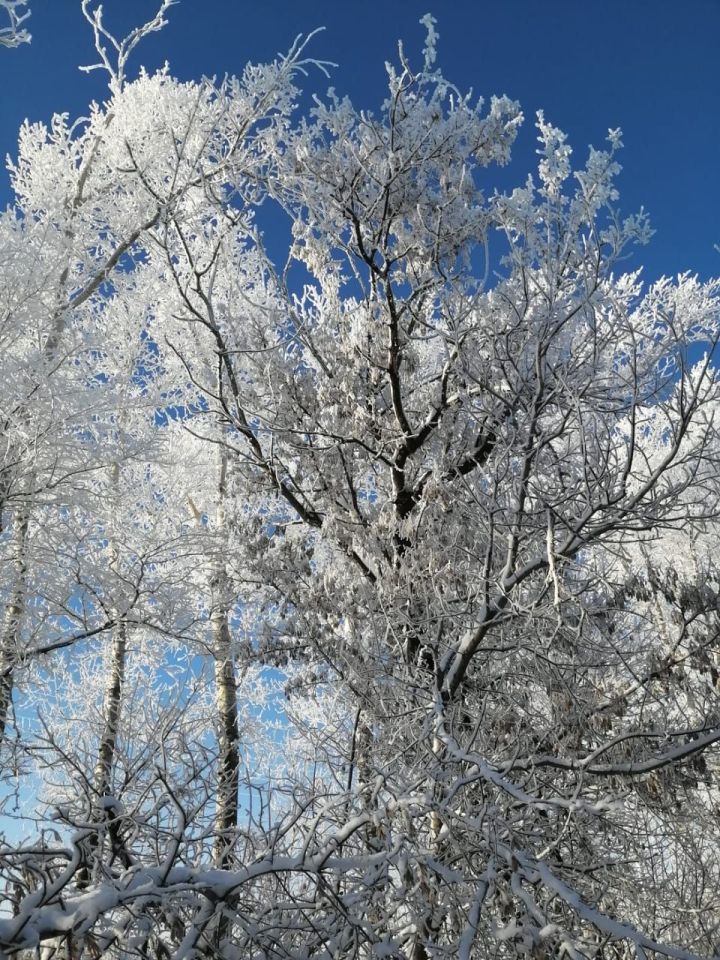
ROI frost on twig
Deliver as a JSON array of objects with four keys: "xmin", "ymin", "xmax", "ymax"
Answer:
[
  {"xmin": 0, "ymin": 0, "xmax": 30, "ymax": 48},
  {"xmin": 79, "ymin": 0, "xmax": 176, "ymax": 90}
]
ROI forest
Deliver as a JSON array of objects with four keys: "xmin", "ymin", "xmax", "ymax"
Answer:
[{"xmin": 0, "ymin": 1, "xmax": 719, "ymax": 957}]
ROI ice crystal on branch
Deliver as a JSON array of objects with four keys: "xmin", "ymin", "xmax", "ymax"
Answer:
[{"xmin": 0, "ymin": 0, "xmax": 30, "ymax": 48}]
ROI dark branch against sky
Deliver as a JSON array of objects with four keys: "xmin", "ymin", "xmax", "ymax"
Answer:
[{"xmin": 0, "ymin": 0, "xmax": 718, "ymax": 282}]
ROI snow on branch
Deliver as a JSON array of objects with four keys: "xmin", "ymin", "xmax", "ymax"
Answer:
[{"xmin": 0, "ymin": 0, "xmax": 30, "ymax": 48}]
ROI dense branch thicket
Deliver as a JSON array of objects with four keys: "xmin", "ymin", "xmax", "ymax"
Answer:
[{"xmin": 1, "ymin": 7, "xmax": 719, "ymax": 959}]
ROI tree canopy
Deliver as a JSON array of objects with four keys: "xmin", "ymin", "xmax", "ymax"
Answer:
[{"xmin": 0, "ymin": 6, "xmax": 719, "ymax": 959}]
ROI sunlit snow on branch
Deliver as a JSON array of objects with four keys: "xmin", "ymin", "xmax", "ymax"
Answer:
[{"xmin": 0, "ymin": 0, "xmax": 30, "ymax": 48}]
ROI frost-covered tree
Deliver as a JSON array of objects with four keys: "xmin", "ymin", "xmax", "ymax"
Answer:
[{"xmin": 1, "ymin": 9, "xmax": 720, "ymax": 960}]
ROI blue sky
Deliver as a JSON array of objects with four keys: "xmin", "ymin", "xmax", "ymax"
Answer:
[{"xmin": 0, "ymin": 0, "xmax": 718, "ymax": 283}]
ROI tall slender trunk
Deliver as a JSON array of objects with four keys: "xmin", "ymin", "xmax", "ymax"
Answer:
[
  {"xmin": 78, "ymin": 619, "xmax": 130, "ymax": 883},
  {"xmin": 0, "ymin": 507, "xmax": 30, "ymax": 745},
  {"xmin": 92, "ymin": 620, "xmax": 128, "ymax": 802},
  {"xmin": 210, "ymin": 450, "xmax": 240, "ymax": 869},
  {"xmin": 206, "ymin": 599, "xmax": 240, "ymax": 955},
  {"xmin": 212, "ymin": 601, "xmax": 240, "ymax": 867},
  {"xmin": 78, "ymin": 465, "xmax": 130, "ymax": 887},
  {"xmin": 93, "ymin": 463, "xmax": 128, "ymax": 807},
  {"xmin": 187, "ymin": 449, "xmax": 241, "ymax": 954},
  {"xmin": 189, "ymin": 447, "xmax": 241, "ymax": 870}
]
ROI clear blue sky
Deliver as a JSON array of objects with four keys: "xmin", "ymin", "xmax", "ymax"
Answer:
[{"xmin": 1, "ymin": 0, "xmax": 718, "ymax": 283}]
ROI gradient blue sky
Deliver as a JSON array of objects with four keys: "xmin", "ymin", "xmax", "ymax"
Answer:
[{"xmin": 0, "ymin": 0, "xmax": 718, "ymax": 283}]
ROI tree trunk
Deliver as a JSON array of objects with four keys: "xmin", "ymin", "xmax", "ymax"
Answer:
[
  {"xmin": 0, "ymin": 507, "xmax": 29, "ymax": 745},
  {"xmin": 212, "ymin": 606, "xmax": 240, "ymax": 867},
  {"xmin": 78, "ymin": 465, "xmax": 130, "ymax": 887},
  {"xmin": 210, "ymin": 450, "xmax": 240, "ymax": 869},
  {"xmin": 76, "ymin": 619, "xmax": 130, "ymax": 885},
  {"xmin": 189, "ymin": 448, "xmax": 241, "ymax": 870},
  {"xmin": 92, "ymin": 620, "xmax": 127, "ymax": 803}
]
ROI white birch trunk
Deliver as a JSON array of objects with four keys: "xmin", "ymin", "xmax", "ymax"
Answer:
[
  {"xmin": 0, "ymin": 506, "xmax": 29, "ymax": 743},
  {"xmin": 77, "ymin": 464, "xmax": 130, "ymax": 887},
  {"xmin": 189, "ymin": 446, "xmax": 240, "ymax": 869}
]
